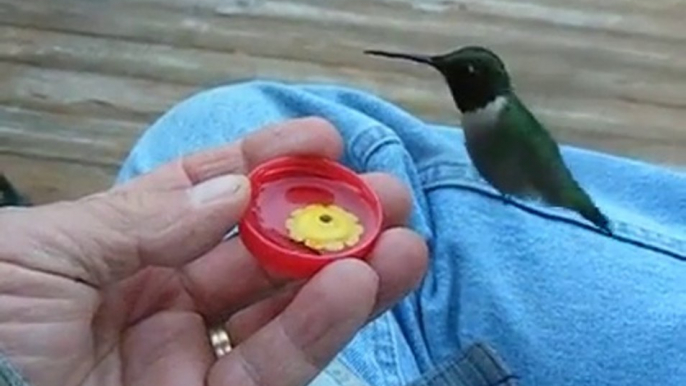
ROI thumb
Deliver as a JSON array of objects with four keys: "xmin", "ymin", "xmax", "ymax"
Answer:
[{"xmin": 0, "ymin": 174, "xmax": 250, "ymax": 287}]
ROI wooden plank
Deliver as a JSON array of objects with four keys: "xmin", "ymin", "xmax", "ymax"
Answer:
[
  {"xmin": 1, "ymin": 153, "xmax": 116, "ymax": 205},
  {"xmin": 536, "ymin": 119, "xmax": 686, "ymax": 167},
  {"xmin": 0, "ymin": 25, "xmax": 418, "ymax": 90},
  {"xmin": 1, "ymin": 23, "xmax": 685, "ymax": 105},
  {"xmin": 0, "ymin": 61, "xmax": 454, "ymax": 131},
  {"xmin": 0, "ymin": 62, "xmax": 195, "ymax": 122},
  {"xmin": 383, "ymin": 0, "xmax": 682, "ymax": 14},
  {"xmin": 0, "ymin": 107, "xmax": 144, "ymax": 166}
]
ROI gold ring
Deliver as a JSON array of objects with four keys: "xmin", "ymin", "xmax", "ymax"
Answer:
[{"xmin": 208, "ymin": 325, "xmax": 232, "ymax": 358}]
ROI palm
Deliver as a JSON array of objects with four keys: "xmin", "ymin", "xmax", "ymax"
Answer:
[{"xmin": 1, "ymin": 266, "xmax": 210, "ymax": 386}]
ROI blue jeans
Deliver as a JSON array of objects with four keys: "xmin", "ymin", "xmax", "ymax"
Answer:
[{"xmin": 116, "ymin": 80, "xmax": 686, "ymax": 386}]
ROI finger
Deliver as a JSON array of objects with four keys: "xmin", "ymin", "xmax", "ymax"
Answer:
[
  {"xmin": 1, "ymin": 173, "xmax": 250, "ymax": 287},
  {"xmin": 120, "ymin": 311, "xmax": 213, "ymax": 386},
  {"xmin": 219, "ymin": 227, "xmax": 427, "ymax": 344},
  {"xmin": 361, "ymin": 172, "xmax": 412, "ymax": 228},
  {"xmin": 207, "ymin": 259, "xmax": 378, "ymax": 386},
  {"xmin": 181, "ymin": 172, "xmax": 415, "ymax": 319},
  {"xmin": 181, "ymin": 239, "xmax": 284, "ymax": 323},
  {"xmin": 364, "ymin": 228, "xmax": 428, "ymax": 319},
  {"xmin": 224, "ymin": 286, "xmax": 299, "ymax": 346},
  {"xmin": 118, "ymin": 116, "xmax": 344, "ymax": 193}
]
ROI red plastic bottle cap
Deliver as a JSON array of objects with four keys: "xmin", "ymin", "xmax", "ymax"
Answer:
[{"xmin": 238, "ymin": 156, "xmax": 383, "ymax": 279}]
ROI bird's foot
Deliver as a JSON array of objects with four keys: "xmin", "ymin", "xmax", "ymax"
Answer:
[{"xmin": 597, "ymin": 221, "xmax": 614, "ymax": 236}]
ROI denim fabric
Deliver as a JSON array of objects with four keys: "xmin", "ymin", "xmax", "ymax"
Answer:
[
  {"xmin": 116, "ymin": 80, "xmax": 686, "ymax": 386},
  {"xmin": 0, "ymin": 354, "xmax": 28, "ymax": 386},
  {"xmin": 407, "ymin": 343, "xmax": 516, "ymax": 386}
]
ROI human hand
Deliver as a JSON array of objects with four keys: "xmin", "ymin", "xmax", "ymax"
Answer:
[{"xmin": 0, "ymin": 118, "xmax": 428, "ymax": 386}]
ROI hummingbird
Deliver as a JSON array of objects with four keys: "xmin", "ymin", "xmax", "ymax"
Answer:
[{"xmin": 364, "ymin": 46, "xmax": 612, "ymax": 234}]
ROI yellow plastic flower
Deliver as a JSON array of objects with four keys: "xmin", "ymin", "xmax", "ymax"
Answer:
[{"xmin": 285, "ymin": 204, "xmax": 364, "ymax": 252}]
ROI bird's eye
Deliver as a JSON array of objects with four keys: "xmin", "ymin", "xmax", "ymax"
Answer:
[{"xmin": 467, "ymin": 65, "xmax": 476, "ymax": 74}]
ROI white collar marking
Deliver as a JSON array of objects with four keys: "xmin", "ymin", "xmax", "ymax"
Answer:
[{"xmin": 461, "ymin": 95, "xmax": 507, "ymax": 129}]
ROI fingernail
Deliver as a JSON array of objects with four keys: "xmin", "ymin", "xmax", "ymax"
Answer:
[{"xmin": 190, "ymin": 174, "xmax": 248, "ymax": 207}]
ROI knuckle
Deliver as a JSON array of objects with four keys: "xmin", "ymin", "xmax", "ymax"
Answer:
[{"xmin": 74, "ymin": 190, "xmax": 146, "ymax": 284}]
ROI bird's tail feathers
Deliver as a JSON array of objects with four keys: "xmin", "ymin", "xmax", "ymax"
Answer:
[
  {"xmin": 576, "ymin": 202, "xmax": 612, "ymax": 234},
  {"xmin": 552, "ymin": 178, "xmax": 612, "ymax": 234}
]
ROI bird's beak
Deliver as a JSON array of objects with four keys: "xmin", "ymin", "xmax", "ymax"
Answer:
[{"xmin": 364, "ymin": 49, "xmax": 436, "ymax": 67}]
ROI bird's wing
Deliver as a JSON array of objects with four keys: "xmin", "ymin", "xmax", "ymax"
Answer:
[
  {"xmin": 499, "ymin": 94, "xmax": 577, "ymax": 201},
  {"xmin": 500, "ymin": 94, "xmax": 611, "ymax": 231}
]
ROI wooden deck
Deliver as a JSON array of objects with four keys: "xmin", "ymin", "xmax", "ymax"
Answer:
[{"xmin": 2, "ymin": 0, "xmax": 686, "ymax": 204}]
